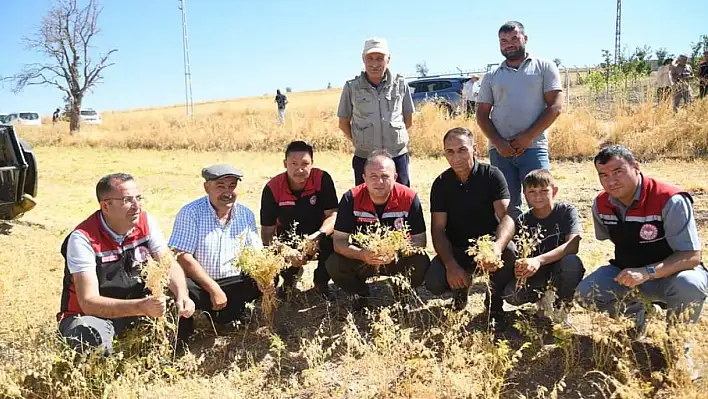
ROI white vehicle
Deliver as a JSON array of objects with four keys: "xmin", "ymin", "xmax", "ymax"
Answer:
[
  {"xmin": 6, "ymin": 112, "xmax": 42, "ymax": 126},
  {"xmin": 80, "ymin": 109, "xmax": 103, "ymax": 125},
  {"xmin": 0, "ymin": 114, "xmax": 9, "ymax": 124}
]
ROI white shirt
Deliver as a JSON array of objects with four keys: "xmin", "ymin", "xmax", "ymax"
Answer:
[
  {"xmin": 462, "ymin": 79, "xmax": 480, "ymax": 102},
  {"xmin": 168, "ymin": 196, "xmax": 262, "ymax": 280},
  {"xmin": 66, "ymin": 212, "xmax": 167, "ymax": 274},
  {"xmin": 656, "ymin": 65, "xmax": 673, "ymax": 88}
]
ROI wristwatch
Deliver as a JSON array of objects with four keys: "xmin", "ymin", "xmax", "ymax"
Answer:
[{"xmin": 645, "ymin": 265, "xmax": 657, "ymax": 279}]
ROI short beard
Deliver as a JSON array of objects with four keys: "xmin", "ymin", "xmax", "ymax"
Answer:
[{"xmin": 502, "ymin": 45, "xmax": 526, "ymax": 62}]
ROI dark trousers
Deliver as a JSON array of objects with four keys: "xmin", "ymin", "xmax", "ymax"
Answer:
[
  {"xmin": 700, "ymin": 83, "xmax": 708, "ymax": 99},
  {"xmin": 353, "ymin": 153, "xmax": 410, "ymax": 187},
  {"xmin": 503, "ymin": 254, "xmax": 585, "ymax": 307},
  {"xmin": 280, "ymin": 234, "xmax": 334, "ymax": 287},
  {"xmin": 178, "ymin": 275, "xmax": 261, "ymax": 339},
  {"xmin": 425, "ymin": 242, "xmax": 516, "ymax": 313},
  {"xmin": 325, "ymin": 252, "xmax": 430, "ymax": 295},
  {"xmin": 466, "ymin": 100, "xmax": 477, "ymax": 116},
  {"xmin": 59, "ymin": 315, "xmax": 138, "ymax": 356}
]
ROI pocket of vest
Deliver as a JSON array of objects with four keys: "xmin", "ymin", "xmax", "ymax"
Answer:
[
  {"xmin": 387, "ymin": 119, "xmax": 408, "ymax": 149},
  {"xmin": 352, "ymin": 122, "xmax": 375, "ymax": 149}
]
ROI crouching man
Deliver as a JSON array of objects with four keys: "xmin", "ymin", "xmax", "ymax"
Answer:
[
  {"xmin": 57, "ymin": 173, "xmax": 195, "ymax": 356},
  {"xmin": 503, "ymin": 169, "xmax": 585, "ymax": 324},
  {"xmin": 326, "ymin": 150, "xmax": 430, "ymax": 311}
]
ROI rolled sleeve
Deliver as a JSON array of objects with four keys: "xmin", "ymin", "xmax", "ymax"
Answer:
[
  {"xmin": 662, "ymin": 194, "xmax": 701, "ymax": 251},
  {"xmin": 477, "ymin": 73, "xmax": 494, "ymax": 104},
  {"xmin": 592, "ymin": 200, "xmax": 611, "ymax": 241},
  {"xmin": 66, "ymin": 231, "xmax": 98, "ymax": 275},
  {"xmin": 402, "ymin": 82, "xmax": 414, "ymax": 114},
  {"xmin": 543, "ymin": 61, "xmax": 563, "ymax": 93},
  {"xmin": 168, "ymin": 207, "xmax": 198, "ymax": 254},
  {"xmin": 337, "ymin": 82, "xmax": 353, "ymax": 119}
]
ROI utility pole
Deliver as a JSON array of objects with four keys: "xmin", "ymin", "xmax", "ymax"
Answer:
[
  {"xmin": 179, "ymin": 0, "xmax": 194, "ymax": 119},
  {"xmin": 615, "ymin": 0, "xmax": 622, "ymax": 65}
]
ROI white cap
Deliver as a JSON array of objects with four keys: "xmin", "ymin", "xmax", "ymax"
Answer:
[{"xmin": 362, "ymin": 38, "xmax": 389, "ymax": 56}]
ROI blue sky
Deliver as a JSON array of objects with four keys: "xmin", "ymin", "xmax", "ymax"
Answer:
[{"xmin": 1, "ymin": 0, "xmax": 706, "ymax": 113}]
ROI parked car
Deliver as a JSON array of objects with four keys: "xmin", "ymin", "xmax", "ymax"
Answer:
[
  {"xmin": 0, "ymin": 114, "xmax": 9, "ymax": 124},
  {"xmin": 408, "ymin": 77, "xmax": 470, "ymax": 116},
  {"xmin": 79, "ymin": 108, "xmax": 103, "ymax": 125},
  {"xmin": 0, "ymin": 124, "xmax": 38, "ymax": 219},
  {"xmin": 6, "ymin": 112, "xmax": 42, "ymax": 126}
]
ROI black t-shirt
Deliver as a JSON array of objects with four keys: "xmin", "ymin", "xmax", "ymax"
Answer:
[
  {"xmin": 275, "ymin": 94, "xmax": 287, "ymax": 109},
  {"xmin": 430, "ymin": 162, "xmax": 510, "ymax": 247},
  {"xmin": 516, "ymin": 201, "xmax": 581, "ymax": 257},
  {"xmin": 334, "ymin": 191, "xmax": 426, "ymax": 235},
  {"xmin": 260, "ymin": 171, "xmax": 338, "ymax": 237}
]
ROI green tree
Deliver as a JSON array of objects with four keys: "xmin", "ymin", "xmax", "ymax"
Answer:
[{"xmin": 690, "ymin": 34, "xmax": 708, "ymax": 70}]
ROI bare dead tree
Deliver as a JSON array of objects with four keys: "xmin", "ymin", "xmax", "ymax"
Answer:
[{"xmin": 2, "ymin": 0, "xmax": 116, "ymax": 133}]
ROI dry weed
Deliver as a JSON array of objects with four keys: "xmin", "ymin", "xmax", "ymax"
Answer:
[
  {"xmin": 350, "ymin": 221, "xmax": 426, "ymax": 268},
  {"xmin": 513, "ymin": 223, "xmax": 544, "ymax": 291}
]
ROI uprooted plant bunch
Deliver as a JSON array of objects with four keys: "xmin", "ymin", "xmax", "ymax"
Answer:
[
  {"xmin": 350, "ymin": 221, "xmax": 426, "ymax": 268},
  {"xmin": 513, "ymin": 223, "xmax": 544, "ymax": 292}
]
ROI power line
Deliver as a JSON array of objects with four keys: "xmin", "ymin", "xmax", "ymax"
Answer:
[{"xmin": 179, "ymin": 0, "xmax": 194, "ymax": 119}]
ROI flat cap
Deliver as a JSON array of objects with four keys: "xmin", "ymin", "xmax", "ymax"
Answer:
[{"xmin": 201, "ymin": 164, "xmax": 244, "ymax": 181}]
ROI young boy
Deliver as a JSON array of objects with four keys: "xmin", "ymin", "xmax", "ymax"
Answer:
[{"xmin": 503, "ymin": 169, "xmax": 585, "ymax": 322}]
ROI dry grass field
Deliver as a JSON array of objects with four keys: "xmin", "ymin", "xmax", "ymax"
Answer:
[{"xmin": 2, "ymin": 91, "xmax": 708, "ymax": 398}]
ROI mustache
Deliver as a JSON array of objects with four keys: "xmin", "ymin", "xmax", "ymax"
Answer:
[{"xmin": 219, "ymin": 194, "xmax": 236, "ymax": 201}]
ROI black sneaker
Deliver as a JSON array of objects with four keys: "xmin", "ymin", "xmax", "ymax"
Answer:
[
  {"xmin": 453, "ymin": 288, "xmax": 469, "ymax": 311},
  {"xmin": 351, "ymin": 292, "xmax": 369, "ymax": 312},
  {"xmin": 314, "ymin": 282, "xmax": 335, "ymax": 302},
  {"xmin": 489, "ymin": 311, "xmax": 509, "ymax": 333}
]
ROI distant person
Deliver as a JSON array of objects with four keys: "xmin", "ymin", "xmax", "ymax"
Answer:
[
  {"xmin": 671, "ymin": 55, "xmax": 693, "ymax": 111},
  {"xmin": 275, "ymin": 89, "xmax": 288, "ymax": 124},
  {"xmin": 699, "ymin": 51, "xmax": 708, "ymax": 99},
  {"xmin": 169, "ymin": 164, "xmax": 267, "ymax": 343},
  {"xmin": 656, "ymin": 58, "xmax": 674, "ymax": 103},
  {"xmin": 337, "ymin": 38, "xmax": 415, "ymax": 187},
  {"xmin": 52, "ymin": 108, "xmax": 61, "ymax": 124},
  {"xmin": 260, "ymin": 141, "xmax": 339, "ymax": 300},
  {"xmin": 57, "ymin": 173, "xmax": 195, "ymax": 355},
  {"xmin": 462, "ymin": 75, "xmax": 481, "ymax": 116},
  {"xmin": 476, "ymin": 21, "xmax": 563, "ymax": 218}
]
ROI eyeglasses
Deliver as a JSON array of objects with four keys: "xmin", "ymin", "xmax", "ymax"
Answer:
[{"xmin": 102, "ymin": 195, "xmax": 144, "ymax": 206}]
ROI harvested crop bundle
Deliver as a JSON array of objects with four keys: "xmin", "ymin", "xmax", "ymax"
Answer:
[
  {"xmin": 234, "ymin": 245, "xmax": 286, "ymax": 323},
  {"xmin": 350, "ymin": 221, "xmax": 425, "ymax": 268},
  {"xmin": 467, "ymin": 235, "xmax": 502, "ymax": 273},
  {"xmin": 513, "ymin": 223, "xmax": 544, "ymax": 291}
]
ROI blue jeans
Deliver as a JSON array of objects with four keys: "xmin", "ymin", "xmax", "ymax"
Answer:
[
  {"xmin": 489, "ymin": 147, "xmax": 550, "ymax": 218},
  {"xmin": 576, "ymin": 264, "xmax": 708, "ymax": 323},
  {"xmin": 353, "ymin": 153, "xmax": 410, "ymax": 187}
]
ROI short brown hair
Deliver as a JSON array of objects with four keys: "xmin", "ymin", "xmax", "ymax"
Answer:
[{"xmin": 523, "ymin": 169, "xmax": 555, "ymax": 190}]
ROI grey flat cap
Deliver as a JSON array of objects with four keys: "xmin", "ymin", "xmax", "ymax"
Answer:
[{"xmin": 201, "ymin": 164, "xmax": 244, "ymax": 181}]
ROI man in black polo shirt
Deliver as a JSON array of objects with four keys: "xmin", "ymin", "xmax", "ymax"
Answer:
[
  {"xmin": 326, "ymin": 150, "xmax": 430, "ymax": 310},
  {"xmin": 425, "ymin": 127, "xmax": 516, "ymax": 329},
  {"xmin": 261, "ymin": 141, "xmax": 339, "ymax": 300}
]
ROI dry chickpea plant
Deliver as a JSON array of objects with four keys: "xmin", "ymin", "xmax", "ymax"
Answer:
[
  {"xmin": 233, "ymin": 243, "xmax": 286, "ymax": 325},
  {"xmin": 350, "ymin": 221, "xmax": 426, "ymax": 269},
  {"xmin": 513, "ymin": 222, "xmax": 544, "ymax": 292}
]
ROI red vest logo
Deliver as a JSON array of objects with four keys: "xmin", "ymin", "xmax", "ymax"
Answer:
[
  {"xmin": 639, "ymin": 223, "xmax": 659, "ymax": 241},
  {"xmin": 310, "ymin": 195, "xmax": 317, "ymax": 205}
]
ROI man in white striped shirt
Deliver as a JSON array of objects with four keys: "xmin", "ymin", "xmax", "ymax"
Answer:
[{"xmin": 169, "ymin": 164, "xmax": 265, "ymax": 341}]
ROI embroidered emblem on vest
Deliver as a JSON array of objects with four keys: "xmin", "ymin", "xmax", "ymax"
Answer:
[
  {"xmin": 639, "ymin": 223, "xmax": 659, "ymax": 241},
  {"xmin": 394, "ymin": 217, "xmax": 404, "ymax": 230},
  {"xmin": 310, "ymin": 195, "xmax": 317, "ymax": 205}
]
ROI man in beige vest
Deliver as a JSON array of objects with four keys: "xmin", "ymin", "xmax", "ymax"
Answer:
[{"xmin": 337, "ymin": 38, "xmax": 414, "ymax": 187}]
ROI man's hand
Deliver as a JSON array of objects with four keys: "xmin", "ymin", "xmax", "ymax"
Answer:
[
  {"xmin": 140, "ymin": 295, "xmax": 168, "ymax": 318},
  {"xmin": 510, "ymin": 131, "xmax": 534, "ymax": 155},
  {"xmin": 446, "ymin": 262, "xmax": 470, "ymax": 289},
  {"xmin": 515, "ymin": 257, "xmax": 541, "ymax": 279},
  {"xmin": 304, "ymin": 232, "xmax": 323, "ymax": 257},
  {"xmin": 493, "ymin": 138, "xmax": 517, "ymax": 158},
  {"xmin": 360, "ymin": 250, "xmax": 394, "ymax": 266},
  {"xmin": 209, "ymin": 286, "xmax": 228, "ymax": 310},
  {"xmin": 614, "ymin": 267, "xmax": 650, "ymax": 288},
  {"xmin": 175, "ymin": 296, "xmax": 196, "ymax": 318},
  {"xmin": 478, "ymin": 242, "xmax": 504, "ymax": 272}
]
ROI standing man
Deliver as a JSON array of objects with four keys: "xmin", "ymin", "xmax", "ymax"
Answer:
[
  {"xmin": 671, "ymin": 55, "xmax": 693, "ymax": 111},
  {"xmin": 260, "ymin": 141, "xmax": 339, "ymax": 300},
  {"xmin": 424, "ymin": 128, "xmax": 516, "ymax": 330},
  {"xmin": 52, "ymin": 108, "xmax": 61, "ymax": 124},
  {"xmin": 477, "ymin": 21, "xmax": 563, "ymax": 217},
  {"xmin": 656, "ymin": 58, "xmax": 674, "ymax": 103},
  {"xmin": 698, "ymin": 50, "xmax": 708, "ymax": 99},
  {"xmin": 57, "ymin": 173, "xmax": 195, "ymax": 355},
  {"xmin": 337, "ymin": 38, "xmax": 415, "ymax": 187},
  {"xmin": 275, "ymin": 89, "xmax": 288, "ymax": 124},
  {"xmin": 326, "ymin": 150, "xmax": 430, "ymax": 311},
  {"xmin": 169, "ymin": 164, "xmax": 266, "ymax": 342},
  {"xmin": 462, "ymin": 75, "xmax": 481, "ymax": 116}
]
